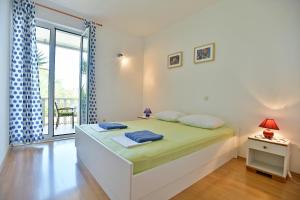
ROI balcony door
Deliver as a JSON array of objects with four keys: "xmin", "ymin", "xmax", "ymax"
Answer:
[
  {"xmin": 37, "ymin": 21, "xmax": 88, "ymax": 138},
  {"xmin": 79, "ymin": 28, "xmax": 89, "ymax": 124}
]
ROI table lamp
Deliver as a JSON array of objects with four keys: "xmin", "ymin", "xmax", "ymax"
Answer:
[
  {"xmin": 144, "ymin": 108, "xmax": 152, "ymax": 118},
  {"xmin": 259, "ymin": 118, "xmax": 279, "ymax": 139}
]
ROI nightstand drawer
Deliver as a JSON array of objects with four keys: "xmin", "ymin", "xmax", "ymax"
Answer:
[{"xmin": 248, "ymin": 139, "xmax": 288, "ymax": 156}]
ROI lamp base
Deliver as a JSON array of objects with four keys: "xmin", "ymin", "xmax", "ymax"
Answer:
[{"xmin": 263, "ymin": 129, "xmax": 274, "ymax": 139}]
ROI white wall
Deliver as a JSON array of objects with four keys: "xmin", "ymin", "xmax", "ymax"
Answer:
[
  {"xmin": 96, "ymin": 27, "xmax": 144, "ymax": 121},
  {"xmin": 36, "ymin": 6, "xmax": 144, "ymax": 122},
  {"xmin": 143, "ymin": 0, "xmax": 300, "ymax": 173},
  {"xmin": 0, "ymin": 0, "xmax": 11, "ymax": 167},
  {"xmin": 36, "ymin": 5, "xmax": 85, "ymax": 32}
]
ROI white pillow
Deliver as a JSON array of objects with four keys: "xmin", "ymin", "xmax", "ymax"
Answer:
[
  {"xmin": 178, "ymin": 114, "xmax": 224, "ymax": 129},
  {"xmin": 155, "ymin": 111, "xmax": 185, "ymax": 122}
]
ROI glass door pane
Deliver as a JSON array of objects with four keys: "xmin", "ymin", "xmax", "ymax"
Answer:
[
  {"xmin": 54, "ymin": 30, "xmax": 81, "ymax": 136},
  {"xmin": 36, "ymin": 27, "xmax": 50, "ymax": 136},
  {"xmin": 80, "ymin": 28, "xmax": 89, "ymax": 124}
]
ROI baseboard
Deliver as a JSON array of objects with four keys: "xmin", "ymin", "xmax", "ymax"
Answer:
[
  {"xmin": 0, "ymin": 145, "xmax": 11, "ymax": 173},
  {"xmin": 237, "ymin": 156, "xmax": 246, "ymax": 161},
  {"xmin": 291, "ymin": 171, "xmax": 300, "ymax": 177}
]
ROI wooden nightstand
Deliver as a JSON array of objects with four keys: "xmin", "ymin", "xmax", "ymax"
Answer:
[{"xmin": 246, "ymin": 134, "xmax": 290, "ymax": 182}]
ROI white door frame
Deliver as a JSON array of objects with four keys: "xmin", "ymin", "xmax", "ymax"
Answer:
[{"xmin": 36, "ymin": 20, "xmax": 84, "ymax": 140}]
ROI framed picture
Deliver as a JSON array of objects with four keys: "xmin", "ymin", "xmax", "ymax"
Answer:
[
  {"xmin": 194, "ymin": 43, "xmax": 215, "ymax": 64},
  {"xmin": 168, "ymin": 52, "xmax": 183, "ymax": 68}
]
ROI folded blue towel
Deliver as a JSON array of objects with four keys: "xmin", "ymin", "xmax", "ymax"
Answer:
[
  {"xmin": 125, "ymin": 130, "xmax": 163, "ymax": 143},
  {"xmin": 99, "ymin": 122, "xmax": 128, "ymax": 130}
]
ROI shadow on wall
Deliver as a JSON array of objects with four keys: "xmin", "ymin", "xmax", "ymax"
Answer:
[
  {"xmin": 238, "ymin": 60, "xmax": 300, "ymax": 126},
  {"xmin": 246, "ymin": 85, "xmax": 300, "ymax": 111}
]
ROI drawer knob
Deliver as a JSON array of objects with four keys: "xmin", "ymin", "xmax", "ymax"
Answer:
[{"xmin": 263, "ymin": 146, "xmax": 267, "ymax": 149}]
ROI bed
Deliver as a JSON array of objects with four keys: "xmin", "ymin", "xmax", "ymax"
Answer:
[{"xmin": 75, "ymin": 118, "xmax": 238, "ymax": 200}]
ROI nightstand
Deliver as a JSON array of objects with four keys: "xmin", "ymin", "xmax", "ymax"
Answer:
[
  {"xmin": 137, "ymin": 116, "xmax": 151, "ymax": 119},
  {"xmin": 246, "ymin": 134, "xmax": 290, "ymax": 182}
]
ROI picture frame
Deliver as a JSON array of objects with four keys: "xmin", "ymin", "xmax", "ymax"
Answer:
[
  {"xmin": 194, "ymin": 43, "xmax": 215, "ymax": 64},
  {"xmin": 168, "ymin": 52, "xmax": 183, "ymax": 68}
]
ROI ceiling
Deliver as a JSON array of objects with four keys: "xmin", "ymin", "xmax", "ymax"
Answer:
[{"xmin": 36, "ymin": 0, "xmax": 217, "ymax": 37}]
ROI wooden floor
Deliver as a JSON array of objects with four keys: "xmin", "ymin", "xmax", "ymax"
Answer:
[{"xmin": 0, "ymin": 140, "xmax": 299, "ymax": 200}]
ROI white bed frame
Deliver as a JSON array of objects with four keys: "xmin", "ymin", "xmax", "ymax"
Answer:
[{"xmin": 75, "ymin": 126, "xmax": 238, "ymax": 200}]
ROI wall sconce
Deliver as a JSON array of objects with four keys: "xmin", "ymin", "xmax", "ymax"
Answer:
[
  {"xmin": 117, "ymin": 53, "xmax": 129, "ymax": 67},
  {"xmin": 117, "ymin": 53, "xmax": 124, "ymax": 58}
]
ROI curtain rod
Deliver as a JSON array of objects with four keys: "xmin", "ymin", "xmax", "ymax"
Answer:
[{"xmin": 35, "ymin": 2, "xmax": 103, "ymax": 27}]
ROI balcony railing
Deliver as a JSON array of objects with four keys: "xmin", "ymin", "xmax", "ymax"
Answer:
[{"xmin": 42, "ymin": 98, "xmax": 79, "ymax": 126}]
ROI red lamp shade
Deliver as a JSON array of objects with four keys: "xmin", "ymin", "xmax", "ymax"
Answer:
[
  {"xmin": 259, "ymin": 119, "xmax": 279, "ymax": 130},
  {"xmin": 259, "ymin": 119, "xmax": 279, "ymax": 139}
]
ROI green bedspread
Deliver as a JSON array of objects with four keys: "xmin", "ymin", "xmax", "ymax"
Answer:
[{"xmin": 79, "ymin": 119, "xmax": 234, "ymax": 174}]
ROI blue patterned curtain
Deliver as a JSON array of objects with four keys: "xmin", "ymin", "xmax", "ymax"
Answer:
[
  {"xmin": 84, "ymin": 20, "xmax": 98, "ymax": 124},
  {"xmin": 9, "ymin": 0, "xmax": 43, "ymax": 144}
]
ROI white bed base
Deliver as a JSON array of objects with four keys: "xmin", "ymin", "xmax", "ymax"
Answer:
[{"xmin": 75, "ymin": 126, "xmax": 238, "ymax": 200}]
